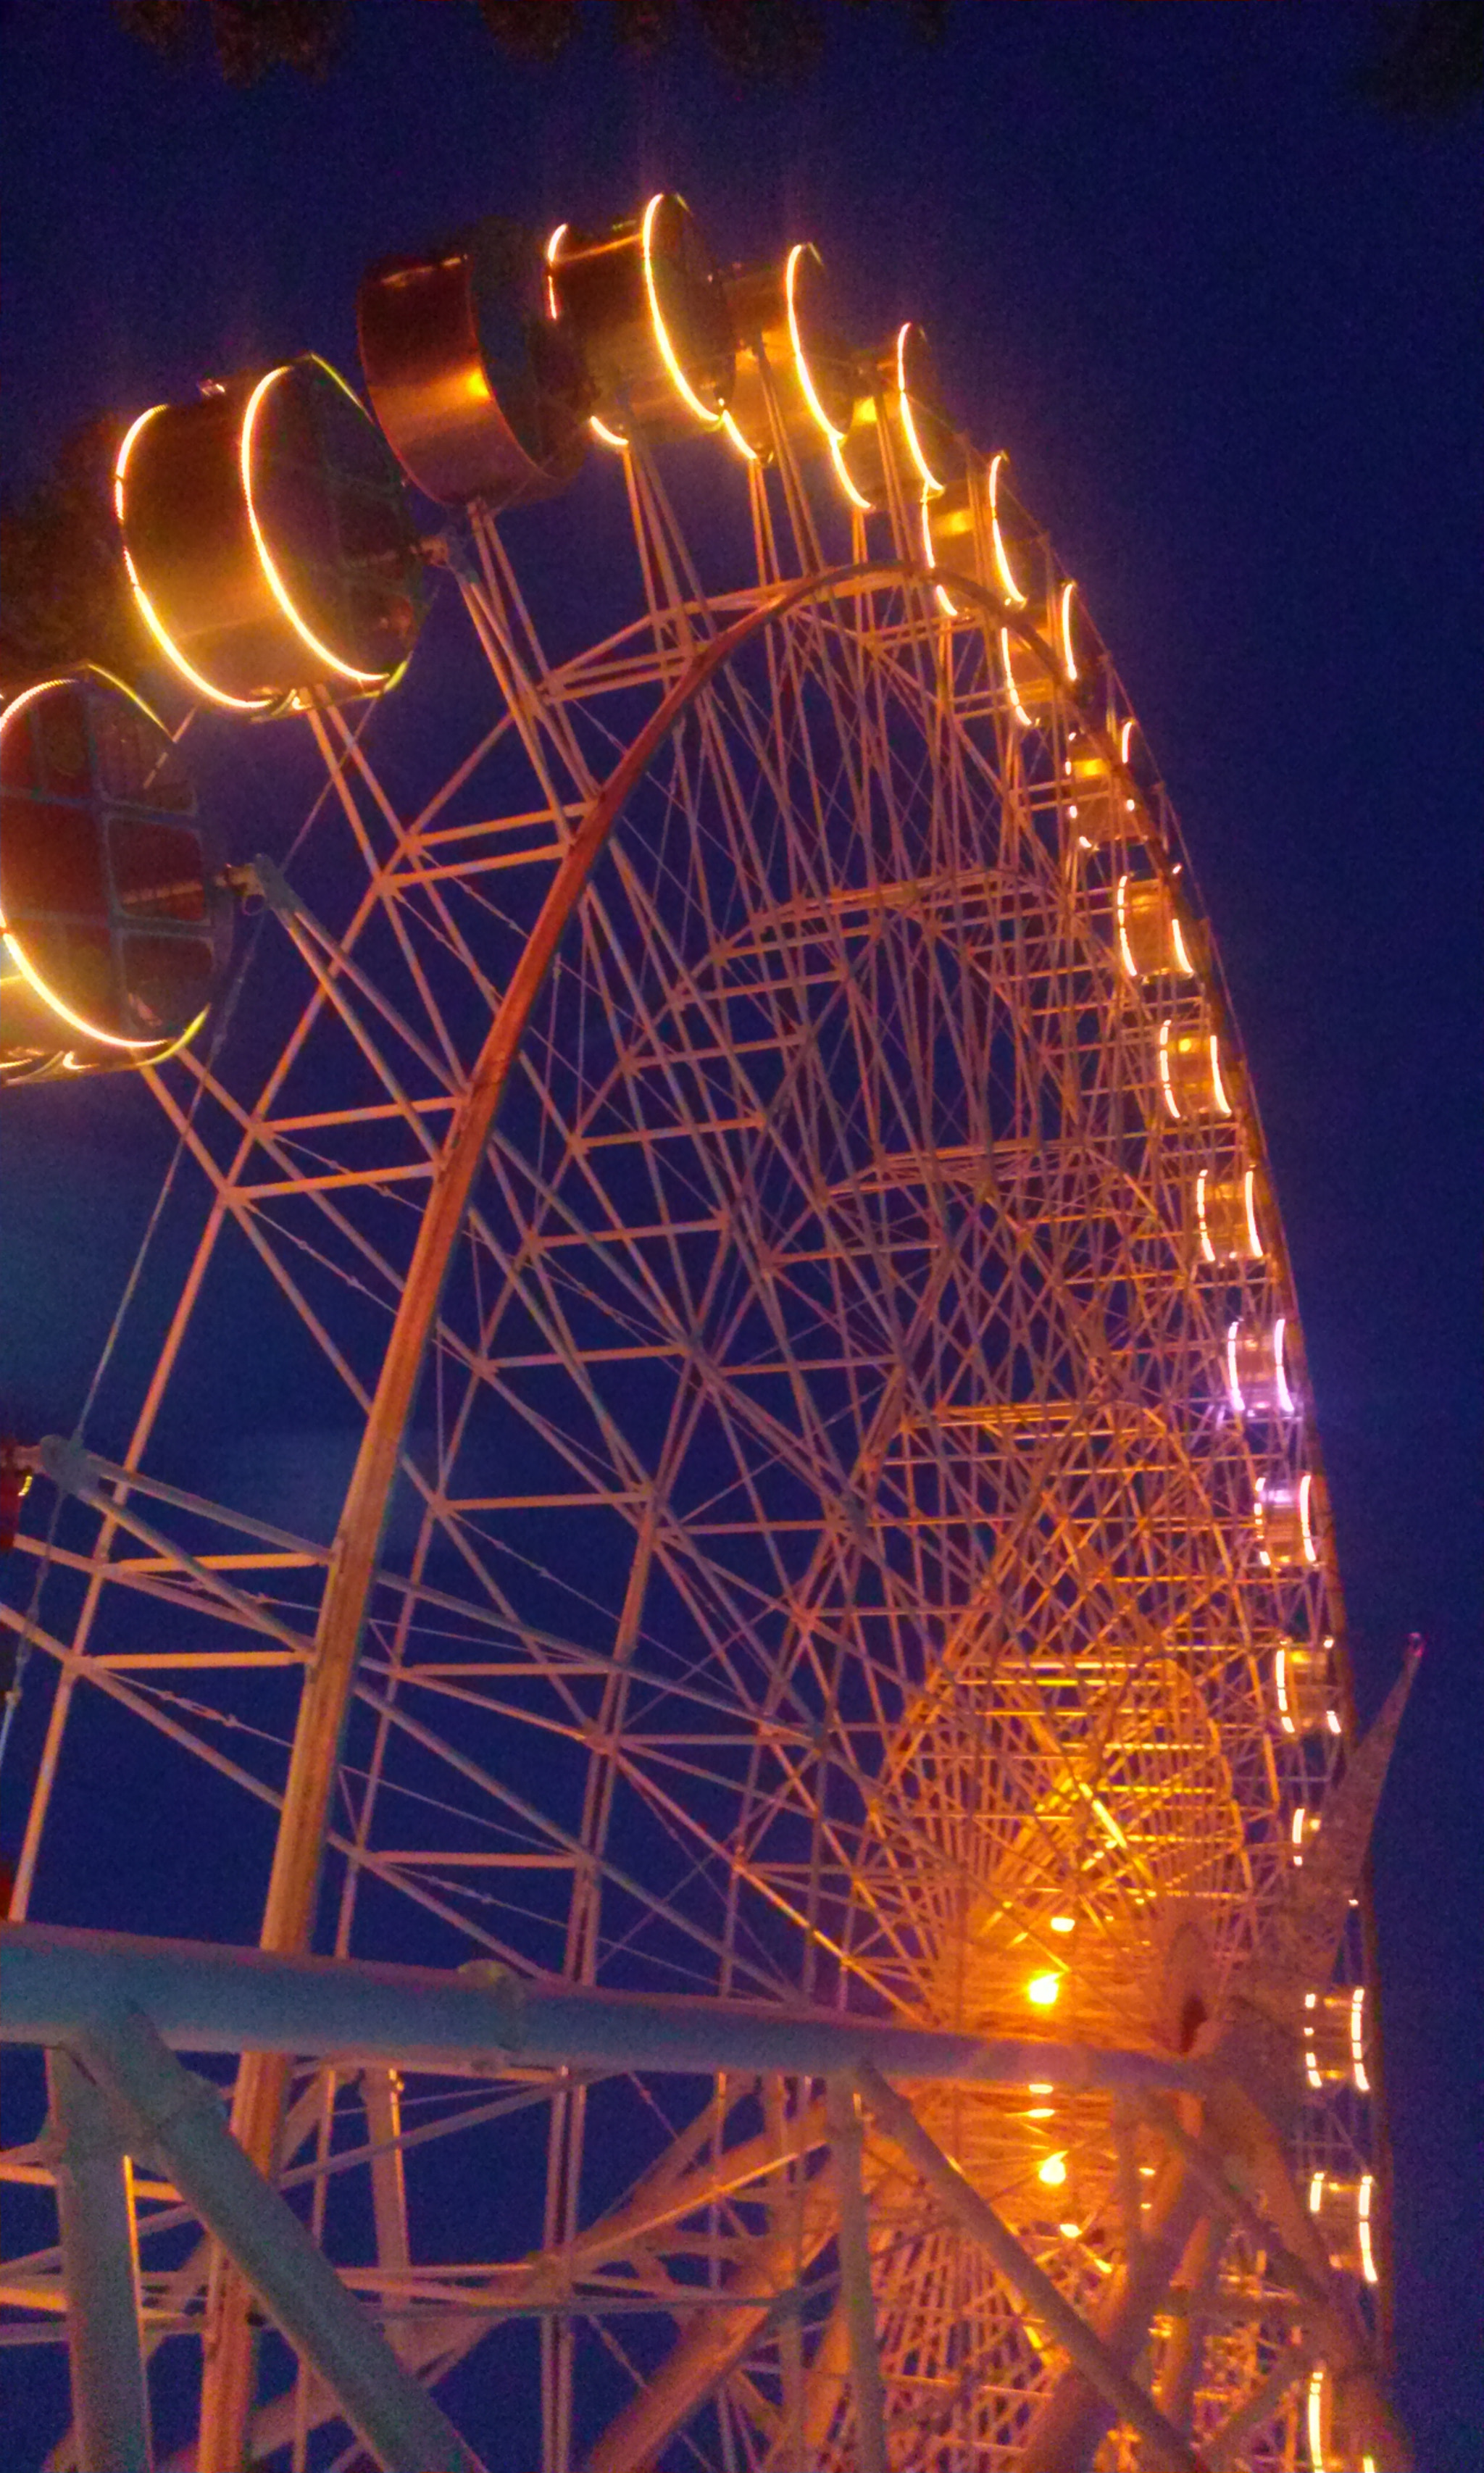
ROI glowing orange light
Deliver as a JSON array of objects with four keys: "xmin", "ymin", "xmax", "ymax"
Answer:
[
  {"xmin": 1157, "ymin": 1019, "xmax": 1179, "ymax": 1119},
  {"xmin": 590, "ymin": 414, "xmax": 630, "ymax": 452},
  {"xmin": 1356, "ymin": 2172, "xmax": 1377, "ymax": 2283},
  {"xmin": 1027, "ymin": 2082, "xmax": 1053, "ymax": 2095},
  {"xmin": 1270, "ymin": 1314, "xmax": 1293, "ymax": 1414},
  {"xmin": 720, "ymin": 409, "xmax": 759, "ymax": 464},
  {"xmin": 1057, "ymin": 2218, "xmax": 1081, "ymax": 2238},
  {"xmin": 641, "ymin": 193, "xmax": 724, "ymax": 430},
  {"xmin": 1196, "ymin": 1169, "xmax": 1214, "ymax": 1262},
  {"xmin": 241, "ymin": 364, "xmax": 394, "ymax": 691},
  {"xmin": 114, "ymin": 407, "xmax": 273, "ymax": 714},
  {"xmin": 1036, "ymin": 2151, "xmax": 1067, "ymax": 2187},
  {"xmin": 1119, "ymin": 717, "xmax": 1135, "ymax": 764},
  {"xmin": 0, "ymin": 675, "xmax": 202, "ymax": 1056},
  {"xmin": 1115, "ymin": 875, "xmax": 1138, "ymax": 979},
  {"xmin": 1350, "ymin": 1985, "xmax": 1369, "ymax": 2093},
  {"xmin": 785, "ymin": 243, "xmax": 847, "ymax": 446},
  {"xmin": 543, "ymin": 221, "xmax": 569, "ymax": 322},
  {"xmin": 1056, "ymin": 580, "xmax": 1079, "ymax": 683},
  {"xmin": 999, "ymin": 628, "xmax": 1033, "ymax": 730},
  {"xmin": 1309, "ymin": 2170, "xmax": 1326, "ymax": 2213},
  {"xmin": 1027, "ymin": 2106, "xmax": 1054, "ymax": 2120},
  {"xmin": 1209, "ymin": 1034, "xmax": 1233, "ymax": 1117},
  {"xmin": 1048, "ymin": 1914, "xmax": 1075, "ymax": 1934},
  {"xmin": 1307, "ymin": 2366, "xmax": 1327, "ymax": 2470},
  {"xmin": 829, "ymin": 431, "xmax": 875, "ymax": 514},
  {"xmin": 1274, "ymin": 1645, "xmax": 1294, "ymax": 1732},
  {"xmin": 1026, "ymin": 1972, "xmax": 1061, "ymax": 2009},
  {"xmin": 1243, "ymin": 1167, "xmax": 1264, "ymax": 1259},
  {"xmin": 987, "ymin": 452, "xmax": 1026, "ymax": 607},
  {"xmin": 919, "ymin": 493, "xmax": 959, "ymax": 618},
  {"xmin": 896, "ymin": 322, "xmax": 947, "ymax": 496},
  {"xmin": 1170, "ymin": 914, "xmax": 1195, "ymax": 975}
]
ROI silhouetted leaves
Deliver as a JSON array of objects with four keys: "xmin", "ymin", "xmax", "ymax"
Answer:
[
  {"xmin": 1356, "ymin": 0, "xmax": 1483, "ymax": 116},
  {"xmin": 0, "ymin": 422, "xmax": 147, "ymax": 695}
]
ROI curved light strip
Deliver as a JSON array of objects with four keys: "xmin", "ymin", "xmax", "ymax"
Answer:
[
  {"xmin": 1157, "ymin": 1019, "xmax": 1180, "ymax": 1119},
  {"xmin": 543, "ymin": 220, "xmax": 568, "ymax": 324},
  {"xmin": 1356, "ymin": 2173, "xmax": 1377, "ymax": 2283},
  {"xmin": 1309, "ymin": 2169, "xmax": 1326, "ymax": 2214},
  {"xmin": 1170, "ymin": 912, "xmax": 1196, "ymax": 975},
  {"xmin": 999, "ymin": 627, "xmax": 1033, "ymax": 730},
  {"xmin": 1115, "ymin": 874, "xmax": 1138, "ymax": 978},
  {"xmin": 241, "ymin": 362, "xmax": 394, "ymax": 691},
  {"xmin": 785, "ymin": 243, "xmax": 847, "ymax": 446},
  {"xmin": 0, "ymin": 675, "xmax": 188, "ymax": 1054},
  {"xmin": 1, "ymin": 914, "xmax": 156, "ymax": 1051},
  {"xmin": 546, "ymin": 219, "xmax": 629, "ymax": 446},
  {"xmin": 1056, "ymin": 579, "xmax": 1080, "ymax": 683},
  {"xmin": 114, "ymin": 407, "xmax": 272, "ymax": 714},
  {"xmin": 641, "ymin": 193, "xmax": 724, "ymax": 430},
  {"xmin": 1350, "ymin": 1985, "xmax": 1370, "ymax": 2094},
  {"xmin": 720, "ymin": 408, "xmax": 759, "ymax": 464},
  {"xmin": 1226, "ymin": 1320, "xmax": 1246, "ymax": 1415},
  {"xmin": 1119, "ymin": 716, "xmax": 1135, "ymax": 764},
  {"xmin": 829, "ymin": 431, "xmax": 875, "ymax": 514},
  {"xmin": 1209, "ymin": 1034, "xmax": 1233, "ymax": 1117},
  {"xmin": 1274, "ymin": 1313, "xmax": 1294, "ymax": 1414},
  {"xmin": 1298, "ymin": 1469, "xmax": 1318, "ymax": 1563},
  {"xmin": 1243, "ymin": 1166, "xmax": 1264, "ymax": 1258},
  {"xmin": 1196, "ymin": 1168, "xmax": 1214, "ymax": 1263},
  {"xmin": 895, "ymin": 322, "xmax": 947, "ymax": 496},
  {"xmin": 987, "ymin": 451, "xmax": 1027, "ymax": 606},
  {"xmin": 1306, "ymin": 2364, "xmax": 1335, "ymax": 2463},
  {"xmin": 920, "ymin": 494, "xmax": 959, "ymax": 618},
  {"xmin": 1274, "ymin": 1646, "xmax": 1294, "ymax": 1733}
]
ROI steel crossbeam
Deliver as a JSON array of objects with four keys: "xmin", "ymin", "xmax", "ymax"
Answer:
[{"xmin": 2, "ymin": 1922, "xmax": 1206, "ymax": 2095}]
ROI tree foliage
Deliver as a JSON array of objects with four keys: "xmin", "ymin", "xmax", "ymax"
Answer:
[
  {"xmin": 0, "ymin": 422, "xmax": 147, "ymax": 695},
  {"xmin": 114, "ymin": 0, "xmax": 952, "ymax": 88}
]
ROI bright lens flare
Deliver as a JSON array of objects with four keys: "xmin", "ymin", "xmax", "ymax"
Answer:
[
  {"xmin": 1035, "ymin": 2152, "xmax": 1068, "ymax": 2187},
  {"xmin": 1026, "ymin": 1972, "xmax": 1061, "ymax": 2009},
  {"xmin": 641, "ymin": 193, "xmax": 723, "ymax": 430}
]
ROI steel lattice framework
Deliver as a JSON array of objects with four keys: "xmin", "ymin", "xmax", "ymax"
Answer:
[{"xmin": 0, "ymin": 270, "xmax": 1401, "ymax": 2473}]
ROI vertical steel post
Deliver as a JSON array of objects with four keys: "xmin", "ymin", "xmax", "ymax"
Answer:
[
  {"xmin": 826, "ymin": 2080, "xmax": 888, "ymax": 2473},
  {"xmin": 47, "ymin": 2048, "xmax": 154, "ymax": 2473},
  {"xmin": 73, "ymin": 2008, "xmax": 486, "ymax": 2473}
]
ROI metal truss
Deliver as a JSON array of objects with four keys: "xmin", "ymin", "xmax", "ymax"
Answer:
[{"xmin": 1, "ymin": 352, "xmax": 1398, "ymax": 2472}]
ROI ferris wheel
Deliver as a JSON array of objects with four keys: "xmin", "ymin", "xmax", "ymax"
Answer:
[{"xmin": 0, "ymin": 195, "xmax": 1416, "ymax": 2473}]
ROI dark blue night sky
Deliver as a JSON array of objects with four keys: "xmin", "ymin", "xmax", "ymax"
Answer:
[{"xmin": 1, "ymin": 4, "xmax": 1480, "ymax": 2466}]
